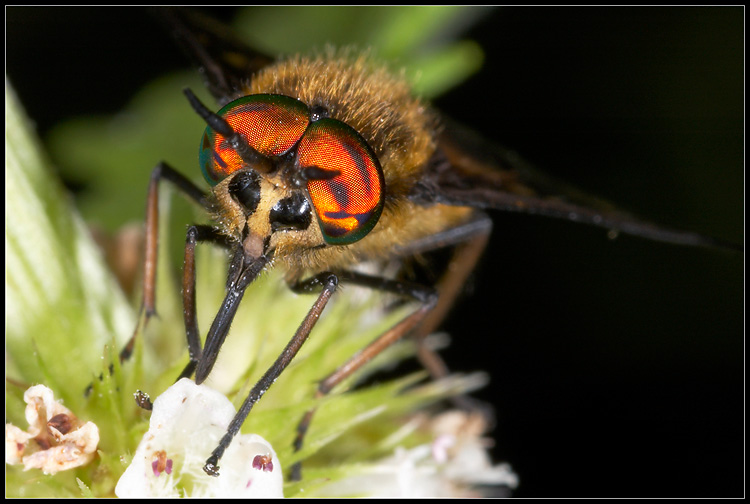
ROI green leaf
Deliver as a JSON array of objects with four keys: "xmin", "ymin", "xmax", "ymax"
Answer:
[
  {"xmin": 233, "ymin": 6, "xmax": 486, "ymax": 98},
  {"xmin": 5, "ymin": 81, "xmax": 135, "ymax": 405},
  {"xmin": 5, "ymin": 81, "xmax": 137, "ymax": 498}
]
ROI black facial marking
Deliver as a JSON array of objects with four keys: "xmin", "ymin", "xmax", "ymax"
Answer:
[
  {"xmin": 228, "ymin": 171, "xmax": 261, "ymax": 215},
  {"xmin": 270, "ymin": 193, "xmax": 312, "ymax": 232}
]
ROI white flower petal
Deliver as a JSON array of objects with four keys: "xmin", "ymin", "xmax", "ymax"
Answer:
[
  {"xmin": 115, "ymin": 378, "xmax": 283, "ymax": 498},
  {"xmin": 5, "ymin": 424, "xmax": 34, "ymax": 465}
]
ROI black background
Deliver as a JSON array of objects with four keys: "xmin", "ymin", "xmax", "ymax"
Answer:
[{"xmin": 6, "ymin": 7, "xmax": 743, "ymax": 497}]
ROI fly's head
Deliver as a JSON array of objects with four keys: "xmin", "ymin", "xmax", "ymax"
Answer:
[{"xmin": 198, "ymin": 51, "xmax": 440, "ymax": 270}]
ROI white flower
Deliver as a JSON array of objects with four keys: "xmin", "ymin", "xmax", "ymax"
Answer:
[
  {"xmin": 316, "ymin": 410, "xmax": 518, "ymax": 497},
  {"xmin": 115, "ymin": 378, "xmax": 283, "ymax": 498},
  {"xmin": 5, "ymin": 384, "xmax": 100, "ymax": 475}
]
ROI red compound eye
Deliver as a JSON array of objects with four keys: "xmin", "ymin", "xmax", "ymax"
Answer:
[
  {"xmin": 200, "ymin": 94, "xmax": 309, "ymax": 185},
  {"xmin": 297, "ymin": 118, "xmax": 385, "ymax": 245}
]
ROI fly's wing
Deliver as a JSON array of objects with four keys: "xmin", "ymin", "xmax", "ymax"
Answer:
[
  {"xmin": 414, "ymin": 117, "xmax": 739, "ymax": 251},
  {"xmin": 158, "ymin": 8, "xmax": 274, "ymax": 106}
]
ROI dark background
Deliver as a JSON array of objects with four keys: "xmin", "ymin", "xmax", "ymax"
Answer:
[{"xmin": 7, "ymin": 7, "xmax": 743, "ymax": 497}]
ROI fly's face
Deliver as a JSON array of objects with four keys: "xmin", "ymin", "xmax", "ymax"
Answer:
[
  {"xmin": 198, "ymin": 52, "xmax": 449, "ymax": 272},
  {"xmin": 210, "ymin": 166, "xmax": 321, "ymax": 262},
  {"xmin": 201, "ymin": 89, "xmax": 386, "ymax": 268}
]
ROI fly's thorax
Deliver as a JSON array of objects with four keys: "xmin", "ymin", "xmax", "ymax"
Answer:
[{"xmin": 245, "ymin": 49, "xmax": 438, "ymax": 197}]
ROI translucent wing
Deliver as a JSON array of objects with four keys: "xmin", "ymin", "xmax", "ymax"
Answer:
[{"xmin": 414, "ymin": 116, "xmax": 739, "ymax": 251}]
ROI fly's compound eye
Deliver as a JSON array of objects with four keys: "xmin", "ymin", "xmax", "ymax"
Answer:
[
  {"xmin": 297, "ymin": 118, "xmax": 385, "ymax": 245},
  {"xmin": 199, "ymin": 94, "xmax": 310, "ymax": 186},
  {"xmin": 228, "ymin": 171, "xmax": 262, "ymax": 215}
]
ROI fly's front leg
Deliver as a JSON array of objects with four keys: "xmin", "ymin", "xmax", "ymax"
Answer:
[
  {"xmin": 86, "ymin": 162, "xmax": 208, "ymax": 395},
  {"xmin": 289, "ymin": 273, "xmax": 438, "ymax": 481},
  {"xmin": 192, "ymin": 248, "xmax": 268, "ymax": 384},
  {"xmin": 202, "ymin": 273, "xmax": 339, "ymax": 476},
  {"xmin": 177, "ymin": 225, "xmax": 234, "ymax": 381},
  {"xmin": 119, "ymin": 162, "xmax": 209, "ymax": 364}
]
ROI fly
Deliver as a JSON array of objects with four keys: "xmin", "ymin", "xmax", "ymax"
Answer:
[{"xmin": 107, "ymin": 8, "xmax": 739, "ymax": 480}]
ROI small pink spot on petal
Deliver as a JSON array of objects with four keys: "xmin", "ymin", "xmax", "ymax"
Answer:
[
  {"xmin": 152, "ymin": 450, "xmax": 169, "ymax": 476},
  {"xmin": 432, "ymin": 434, "xmax": 456, "ymax": 464},
  {"xmin": 246, "ymin": 478, "xmax": 253, "ymax": 488},
  {"xmin": 252, "ymin": 454, "xmax": 274, "ymax": 472}
]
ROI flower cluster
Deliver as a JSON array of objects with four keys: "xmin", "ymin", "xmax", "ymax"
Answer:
[{"xmin": 6, "ymin": 385, "xmax": 100, "ymax": 475}]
